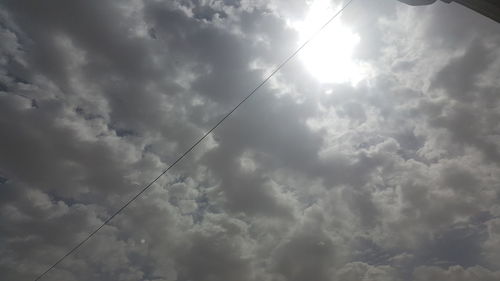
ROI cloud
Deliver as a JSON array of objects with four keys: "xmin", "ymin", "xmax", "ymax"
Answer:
[
  {"xmin": 413, "ymin": 265, "xmax": 500, "ymax": 281},
  {"xmin": 0, "ymin": 0, "xmax": 499, "ymax": 280},
  {"xmin": 335, "ymin": 262, "xmax": 400, "ymax": 281}
]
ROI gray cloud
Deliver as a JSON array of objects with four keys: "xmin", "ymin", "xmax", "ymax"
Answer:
[{"xmin": 1, "ymin": 0, "xmax": 499, "ymax": 280}]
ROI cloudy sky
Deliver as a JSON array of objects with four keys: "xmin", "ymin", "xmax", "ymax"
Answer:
[{"xmin": 1, "ymin": 0, "xmax": 500, "ymax": 280}]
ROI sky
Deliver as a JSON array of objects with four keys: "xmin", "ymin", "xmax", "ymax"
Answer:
[{"xmin": 1, "ymin": 0, "xmax": 500, "ymax": 280}]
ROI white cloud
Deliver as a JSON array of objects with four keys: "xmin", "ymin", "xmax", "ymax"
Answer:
[{"xmin": 0, "ymin": 0, "xmax": 499, "ymax": 280}]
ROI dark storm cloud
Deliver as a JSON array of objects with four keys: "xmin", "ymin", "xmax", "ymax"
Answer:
[{"xmin": 1, "ymin": 0, "xmax": 500, "ymax": 280}]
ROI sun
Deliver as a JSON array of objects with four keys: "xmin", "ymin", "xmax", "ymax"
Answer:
[{"xmin": 292, "ymin": 0, "xmax": 365, "ymax": 84}]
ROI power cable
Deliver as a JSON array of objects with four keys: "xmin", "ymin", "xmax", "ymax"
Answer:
[{"xmin": 33, "ymin": 0, "xmax": 355, "ymax": 280}]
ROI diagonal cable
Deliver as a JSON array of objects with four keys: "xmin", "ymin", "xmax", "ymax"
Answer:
[{"xmin": 33, "ymin": 0, "xmax": 355, "ymax": 280}]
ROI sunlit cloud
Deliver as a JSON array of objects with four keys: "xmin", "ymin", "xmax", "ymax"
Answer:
[{"xmin": 291, "ymin": 0, "xmax": 367, "ymax": 85}]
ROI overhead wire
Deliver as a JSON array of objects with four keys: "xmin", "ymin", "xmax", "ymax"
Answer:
[{"xmin": 33, "ymin": 0, "xmax": 355, "ymax": 280}]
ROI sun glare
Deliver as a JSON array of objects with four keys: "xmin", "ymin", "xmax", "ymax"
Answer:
[{"xmin": 293, "ymin": 0, "xmax": 365, "ymax": 84}]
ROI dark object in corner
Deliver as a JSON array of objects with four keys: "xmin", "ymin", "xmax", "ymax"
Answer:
[{"xmin": 397, "ymin": 0, "xmax": 500, "ymax": 23}]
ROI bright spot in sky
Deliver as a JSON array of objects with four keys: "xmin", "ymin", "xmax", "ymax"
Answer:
[{"xmin": 292, "ymin": 0, "xmax": 365, "ymax": 84}]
